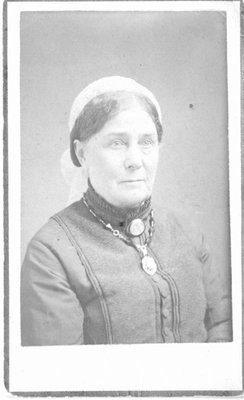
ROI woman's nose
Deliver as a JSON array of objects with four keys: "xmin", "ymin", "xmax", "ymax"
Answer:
[{"xmin": 124, "ymin": 145, "xmax": 143, "ymax": 170}]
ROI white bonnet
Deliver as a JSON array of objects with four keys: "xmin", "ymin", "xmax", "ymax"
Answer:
[{"xmin": 69, "ymin": 75, "xmax": 162, "ymax": 132}]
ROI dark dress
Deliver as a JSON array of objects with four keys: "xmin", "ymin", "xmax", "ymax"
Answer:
[{"xmin": 21, "ymin": 184, "xmax": 232, "ymax": 345}]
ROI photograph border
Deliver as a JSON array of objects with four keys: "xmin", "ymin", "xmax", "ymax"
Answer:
[{"xmin": 4, "ymin": 0, "xmax": 243, "ymax": 396}]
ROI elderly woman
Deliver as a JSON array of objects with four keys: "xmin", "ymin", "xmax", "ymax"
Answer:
[{"xmin": 21, "ymin": 76, "xmax": 232, "ymax": 345}]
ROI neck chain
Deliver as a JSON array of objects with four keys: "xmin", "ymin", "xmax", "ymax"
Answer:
[{"xmin": 82, "ymin": 195, "xmax": 157, "ymax": 276}]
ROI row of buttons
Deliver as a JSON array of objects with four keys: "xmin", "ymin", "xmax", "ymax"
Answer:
[{"xmin": 150, "ymin": 272, "xmax": 174, "ymax": 340}]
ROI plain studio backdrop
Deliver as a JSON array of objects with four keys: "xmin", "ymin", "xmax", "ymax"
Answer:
[{"xmin": 20, "ymin": 11, "xmax": 231, "ymax": 290}]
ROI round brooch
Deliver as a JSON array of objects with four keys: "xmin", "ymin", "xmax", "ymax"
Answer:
[{"xmin": 127, "ymin": 218, "xmax": 145, "ymax": 237}]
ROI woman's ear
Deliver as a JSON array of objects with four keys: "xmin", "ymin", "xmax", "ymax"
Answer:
[{"xmin": 73, "ymin": 139, "xmax": 86, "ymax": 166}]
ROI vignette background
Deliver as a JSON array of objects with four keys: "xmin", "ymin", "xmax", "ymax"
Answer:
[{"xmin": 21, "ymin": 11, "xmax": 231, "ymax": 290}]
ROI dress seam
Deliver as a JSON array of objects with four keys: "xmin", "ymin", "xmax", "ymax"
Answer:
[{"xmin": 51, "ymin": 215, "xmax": 113, "ymax": 344}]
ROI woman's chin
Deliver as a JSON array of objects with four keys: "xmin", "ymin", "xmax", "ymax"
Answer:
[{"xmin": 115, "ymin": 191, "xmax": 150, "ymax": 209}]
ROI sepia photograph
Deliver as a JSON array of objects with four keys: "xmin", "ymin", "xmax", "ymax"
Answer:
[{"xmin": 6, "ymin": 0, "xmax": 242, "ymax": 394}]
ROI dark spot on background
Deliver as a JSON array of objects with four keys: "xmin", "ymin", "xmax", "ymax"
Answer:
[{"xmin": 189, "ymin": 104, "xmax": 194, "ymax": 109}]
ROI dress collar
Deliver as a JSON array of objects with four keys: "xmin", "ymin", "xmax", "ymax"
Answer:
[{"xmin": 83, "ymin": 179, "xmax": 151, "ymax": 228}]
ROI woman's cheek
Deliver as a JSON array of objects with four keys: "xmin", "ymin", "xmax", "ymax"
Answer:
[{"xmin": 106, "ymin": 152, "xmax": 125, "ymax": 172}]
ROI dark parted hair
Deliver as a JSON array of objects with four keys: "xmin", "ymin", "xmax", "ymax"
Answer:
[{"xmin": 70, "ymin": 90, "xmax": 163, "ymax": 167}]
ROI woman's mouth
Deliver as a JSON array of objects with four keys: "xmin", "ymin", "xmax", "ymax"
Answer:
[{"xmin": 121, "ymin": 179, "xmax": 145, "ymax": 185}]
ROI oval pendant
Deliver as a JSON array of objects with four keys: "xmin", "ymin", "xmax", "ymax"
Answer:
[
  {"xmin": 127, "ymin": 218, "xmax": 145, "ymax": 237},
  {"xmin": 142, "ymin": 255, "xmax": 157, "ymax": 276}
]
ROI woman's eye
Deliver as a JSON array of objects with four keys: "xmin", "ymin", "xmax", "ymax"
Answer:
[
  {"xmin": 141, "ymin": 139, "xmax": 154, "ymax": 147},
  {"xmin": 110, "ymin": 139, "xmax": 126, "ymax": 148}
]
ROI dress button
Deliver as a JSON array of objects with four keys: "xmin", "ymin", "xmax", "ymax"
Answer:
[
  {"xmin": 164, "ymin": 327, "xmax": 171, "ymax": 336},
  {"xmin": 152, "ymin": 274, "xmax": 161, "ymax": 283},
  {"xmin": 162, "ymin": 309, "xmax": 170, "ymax": 318},
  {"xmin": 158, "ymin": 289, "xmax": 167, "ymax": 299}
]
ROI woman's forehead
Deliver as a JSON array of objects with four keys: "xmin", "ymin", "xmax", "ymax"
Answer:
[{"xmin": 94, "ymin": 107, "xmax": 158, "ymax": 136}]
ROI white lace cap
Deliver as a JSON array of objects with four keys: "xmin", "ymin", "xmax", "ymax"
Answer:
[{"xmin": 68, "ymin": 76, "xmax": 162, "ymax": 132}]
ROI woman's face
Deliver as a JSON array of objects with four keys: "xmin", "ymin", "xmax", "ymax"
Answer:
[{"xmin": 77, "ymin": 103, "xmax": 160, "ymax": 209}]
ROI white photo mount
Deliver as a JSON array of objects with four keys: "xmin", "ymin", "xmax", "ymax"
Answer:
[{"xmin": 5, "ymin": 0, "xmax": 242, "ymax": 395}]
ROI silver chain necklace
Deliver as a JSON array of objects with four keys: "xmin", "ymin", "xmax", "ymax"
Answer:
[{"xmin": 82, "ymin": 195, "xmax": 158, "ymax": 276}]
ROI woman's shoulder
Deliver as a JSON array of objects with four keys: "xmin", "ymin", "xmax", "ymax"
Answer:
[
  {"xmin": 156, "ymin": 205, "xmax": 199, "ymax": 233},
  {"xmin": 27, "ymin": 200, "xmax": 83, "ymax": 250},
  {"xmin": 155, "ymin": 206, "xmax": 208, "ymax": 256},
  {"xmin": 22, "ymin": 200, "xmax": 88, "ymax": 279}
]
